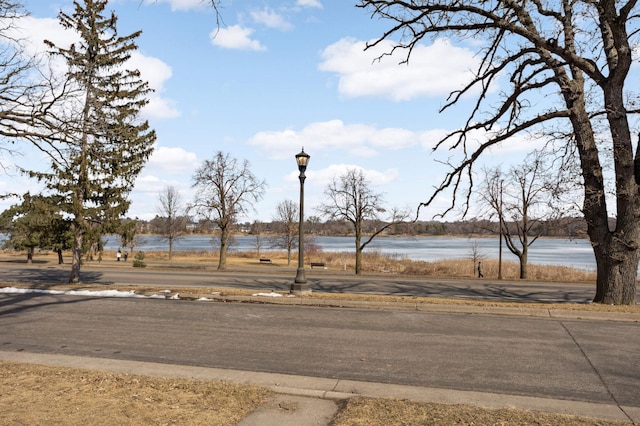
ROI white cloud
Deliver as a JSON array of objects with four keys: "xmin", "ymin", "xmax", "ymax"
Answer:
[
  {"xmin": 133, "ymin": 174, "xmax": 192, "ymax": 198},
  {"xmin": 319, "ymin": 37, "xmax": 479, "ymax": 101},
  {"xmin": 130, "ymin": 168, "xmax": 197, "ymax": 220},
  {"xmin": 296, "ymin": 0, "xmax": 323, "ymax": 8},
  {"xmin": 285, "ymin": 163, "xmax": 398, "ymax": 189},
  {"xmin": 145, "ymin": 146, "xmax": 199, "ymax": 175},
  {"xmin": 142, "ymin": 0, "xmax": 210, "ymax": 12},
  {"xmin": 248, "ymin": 119, "xmax": 421, "ymax": 160},
  {"xmin": 210, "ymin": 25, "xmax": 266, "ymax": 51},
  {"xmin": 13, "ymin": 16, "xmax": 178, "ymax": 120},
  {"xmin": 250, "ymin": 8, "xmax": 293, "ymax": 31},
  {"xmin": 128, "ymin": 52, "xmax": 179, "ymax": 119},
  {"xmin": 129, "ymin": 52, "xmax": 172, "ymax": 93},
  {"xmin": 144, "ymin": 97, "xmax": 180, "ymax": 120},
  {"xmin": 320, "ymin": 164, "xmax": 398, "ymax": 186}
]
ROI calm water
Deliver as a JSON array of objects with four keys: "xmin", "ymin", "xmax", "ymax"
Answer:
[{"xmin": 103, "ymin": 235, "xmax": 596, "ymax": 271}]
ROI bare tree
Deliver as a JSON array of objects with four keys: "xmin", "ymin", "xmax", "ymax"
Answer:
[
  {"xmin": 190, "ymin": 151, "xmax": 266, "ymax": 270},
  {"xmin": 157, "ymin": 186, "xmax": 186, "ymax": 260},
  {"xmin": 0, "ymin": 1, "xmax": 61, "ymax": 171},
  {"xmin": 271, "ymin": 200, "xmax": 298, "ymax": 265},
  {"xmin": 479, "ymin": 153, "xmax": 559, "ymax": 279},
  {"xmin": 250, "ymin": 220, "xmax": 265, "ymax": 258},
  {"xmin": 318, "ymin": 168, "xmax": 409, "ymax": 274},
  {"xmin": 360, "ymin": 0, "xmax": 640, "ymax": 304}
]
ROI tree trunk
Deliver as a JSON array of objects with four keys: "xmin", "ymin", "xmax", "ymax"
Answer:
[
  {"xmin": 57, "ymin": 249, "xmax": 64, "ymax": 264},
  {"xmin": 519, "ymin": 249, "xmax": 528, "ymax": 280},
  {"xmin": 592, "ymin": 231, "xmax": 639, "ymax": 304},
  {"xmin": 563, "ymin": 73, "xmax": 638, "ymax": 304},
  {"xmin": 218, "ymin": 226, "xmax": 228, "ymax": 270},
  {"xmin": 69, "ymin": 227, "xmax": 83, "ymax": 283},
  {"xmin": 355, "ymin": 229, "xmax": 362, "ymax": 275},
  {"xmin": 27, "ymin": 247, "xmax": 33, "ymax": 264}
]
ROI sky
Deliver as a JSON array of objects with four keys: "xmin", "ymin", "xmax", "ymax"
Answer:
[{"xmin": 0, "ymin": 0, "xmax": 537, "ymax": 223}]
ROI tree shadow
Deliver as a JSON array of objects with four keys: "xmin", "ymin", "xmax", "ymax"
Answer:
[
  {"xmin": 0, "ymin": 259, "xmax": 50, "ymax": 264},
  {"xmin": 0, "ymin": 292, "xmax": 102, "ymax": 317},
  {"xmin": 311, "ymin": 279, "xmax": 593, "ymax": 304},
  {"xmin": 0, "ymin": 267, "xmax": 110, "ymax": 285}
]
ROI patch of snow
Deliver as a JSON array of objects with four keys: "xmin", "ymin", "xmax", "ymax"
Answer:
[
  {"xmin": 0, "ymin": 287, "xmax": 164, "ymax": 299},
  {"xmin": 252, "ymin": 292, "xmax": 283, "ymax": 298}
]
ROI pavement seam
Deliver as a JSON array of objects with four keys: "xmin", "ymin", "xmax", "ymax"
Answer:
[{"xmin": 559, "ymin": 321, "xmax": 634, "ymax": 423}]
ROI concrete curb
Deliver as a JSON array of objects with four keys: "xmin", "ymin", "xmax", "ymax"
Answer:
[{"xmin": 203, "ymin": 294, "xmax": 640, "ymax": 322}]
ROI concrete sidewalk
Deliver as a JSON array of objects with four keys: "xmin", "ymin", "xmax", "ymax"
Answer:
[{"xmin": 1, "ymin": 350, "xmax": 637, "ymax": 424}]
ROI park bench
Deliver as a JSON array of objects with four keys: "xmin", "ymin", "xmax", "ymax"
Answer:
[
  {"xmin": 310, "ymin": 262, "xmax": 327, "ymax": 269},
  {"xmin": 259, "ymin": 258, "xmax": 272, "ymax": 264}
]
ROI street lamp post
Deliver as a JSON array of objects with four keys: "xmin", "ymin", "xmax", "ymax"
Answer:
[
  {"xmin": 292, "ymin": 148, "xmax": 311, "ymax": 294},
  {"xmin": 498, "ymin": 179, "xmax": 504, "ymax": 280}
]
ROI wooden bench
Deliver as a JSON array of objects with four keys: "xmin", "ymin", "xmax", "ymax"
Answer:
[
  {"xmin": 259, "ymin": 258, "xmax": 272, "ymax": 264},
  {"xmin": 310, "ymin": 262, "xmax": 327, "ymax": 269}
]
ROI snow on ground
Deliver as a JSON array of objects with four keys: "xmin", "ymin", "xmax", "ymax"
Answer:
[
  {"xmin": 252, "ymin": 292, "xmax": 283, "ymax": 298},
  {"xmin": 0, "ymin": 287, "xmax": 287, "ymax": 300},
  {"xmin": 0, "ymin": 287, "xmax": 165, "ymax": 299}
]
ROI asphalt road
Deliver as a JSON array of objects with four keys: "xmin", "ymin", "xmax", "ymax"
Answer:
[
  {"xmin": 1, "ymin": 292, "xmax": 639, "ymax": 412},
  {"xmin": 0, "ymin": 261, "xmax": 612, "ymax": 303}
]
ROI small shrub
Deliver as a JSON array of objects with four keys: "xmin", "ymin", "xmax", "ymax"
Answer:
[{"xmin": 133, "ymin": 251, "xmax": 146, "ymax": 268}]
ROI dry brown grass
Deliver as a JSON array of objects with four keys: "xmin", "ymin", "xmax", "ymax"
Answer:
[
  {"xmin": 332, "ymin": 397, "xmax": 629, "ymax": 426},
  {"xmin": 94, "ymin": 248, "xmax": 597, "ymax": 282},
  {"xmin": 0, "ymin": 362, "xmax": 629, "ymax": 426},
  {"xmin": 0, "ymin": 361, "xmax": 270, "ymax": 425}
]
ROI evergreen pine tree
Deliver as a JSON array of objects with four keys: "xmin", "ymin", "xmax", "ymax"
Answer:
[
  {"xmin": 0, "ymin": 193, "xmax": 72, "ymax": 264},
  {"xmin": 33, "ymin": 0, "xmax": 156, "ymax": 283}
]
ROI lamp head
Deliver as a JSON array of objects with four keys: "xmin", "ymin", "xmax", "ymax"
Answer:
[{"xmin": 295, "ymin": 148, "xmax": 310, "ymax": 173}]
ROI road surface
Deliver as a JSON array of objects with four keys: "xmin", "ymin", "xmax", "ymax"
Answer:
[{"xmin": 1, "ymin": 292, "xmax": 639, "ymax": 411}]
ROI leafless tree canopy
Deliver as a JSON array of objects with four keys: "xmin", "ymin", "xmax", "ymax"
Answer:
[
  {"xmin": 157, "ymin": 185, "xmax": 186, "ymax": 260},
  {"xmin": 271, "ymin": 199, "xmax": 299, "ymax": 265},
  {"xmin": 318, "ymin": 168, "xmax": 409, "ymax": 274},
  {"xmin": 360, "ymin": 0, "xmax": 638, "ymax": 212},
  {"xmin": 359, "ymin": 0, "xmax": 640, "ymax": 304},
  {"xmin": 478, "ymin": 152, "xmax": 560, "ymax": 278},
  {"xmin": 190, "ymin": 151, "xmax": 266, "ymax": 269},
  {"xmin": 0, "ymin": 1, "xmax": 54, "ymax": 166}
]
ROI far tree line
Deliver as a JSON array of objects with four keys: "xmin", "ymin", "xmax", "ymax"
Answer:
[{"xmin": 141, "ymin": 215, "xmax": 591, "ymax": 244}]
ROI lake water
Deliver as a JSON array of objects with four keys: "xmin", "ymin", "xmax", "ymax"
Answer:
[{"xmin": 103, "ymin": 235, "xmax": 597, "ymax": 271}]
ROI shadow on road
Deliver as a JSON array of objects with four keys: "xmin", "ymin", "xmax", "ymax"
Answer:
[
  {"xmin": 0, "ymin": 292, "xmax": 100, "ymax": 317},
  {"xmin": 0, "ymin": 267, "xmax": 109, "ymax": 286},
  {"xmin": 311, "ymin": 279, "xmax": 592, "ymax": 303}
]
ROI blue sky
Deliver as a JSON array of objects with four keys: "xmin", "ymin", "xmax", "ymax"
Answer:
[{"xmin": 2, "ymin": 0, "xmax": 535, "ymax": 223}]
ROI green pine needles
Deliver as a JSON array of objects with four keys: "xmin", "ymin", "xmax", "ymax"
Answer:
[{"xmin": 33, "ymin": 0, "xmax": 156, "ymax": 283}]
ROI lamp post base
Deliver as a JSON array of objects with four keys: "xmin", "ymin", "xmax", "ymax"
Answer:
[
  {"xmin": 290, "ymin": 282, "xmax": 311, "ymax": 295},
  {"xmin": 291, "ymin": 268, "xmax": 311, "ymax": 294}
]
